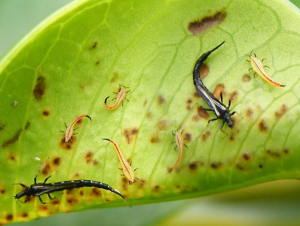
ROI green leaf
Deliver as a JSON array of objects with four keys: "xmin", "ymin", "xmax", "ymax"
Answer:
[{"xmin": 1, "ymin": 0, "xmax": 300, "ymax": 224}]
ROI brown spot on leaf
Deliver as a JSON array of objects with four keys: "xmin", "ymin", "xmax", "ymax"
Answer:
[
  {"xmin": 211, "ymin": 161, "xmax": 222, "ymax": 169},
  {"xmin": 0, "ymin": 124, "xmax": 5, "ymax": 131},
  {"xmin": 188, "ymin": 10, "xmax": 226, "ymax": 35},
  {"xmin": 146, "ymin": 112, "xmax": 153, "ymax": 119},
  {"xmin": 73, "ymin": 173, "xmax": 80, "ymax": 179},
  {"xmin": 91, "ymin": 188, "xmax": 102, "ymax": 197},
  {"xmin": 201, "ymin": 131, "xmax": 211, "ymax": 141},
  {"xmin": 90, "ymin": 42, "xmax": 97, "ymax": 49},
  {"xmin": 52, "ymin": 199, "xmax": 59, "ymax": 205},
  {"xmin": 8, "ymin": 153, "xmax": 15, "ymax": 161},
  {"xmin": 95, "ymin": 61, "xmax": 100, "ymax": 65},
  {"xmin": 150, "ymin": 134, "xmax": 160, "ymax": 143},
  {"xmin": 21, "ymin": 213, "xmax": 28, "ymax": 218},
  {"xmin": 143, "ymin": 99, "xmax": 147, "ymax": 107},
  {"xmin": 186, "ymin": 98, "xmax": 193, "ymax": 110},
  {"xmin": 229, "ymin": 133, "xmax": 234, "ymax": 141},
  {"xmin": 158, "ymin": 95, "xmax": 166, "ymax": 105},
  {"xmin": 153, "ymin": 185, "xmax": 160, "ymax": 192},
  {"xmin": 243, "ymin": 153, "xmax": 251, "ymax": 161},
  {"xmin": 60, "ymin": 136, "xmax": 76, "ymax": 150},
  {"xmin": 246, "ymin": 108, "xmax": 253, "ymax": 118},
  {"xmin": 189, "ymin": 162, "xmax": 197, "ymax": 171},
  {"xmin": 93, "ymin": 160, "xmax": 98, "ymax": 165},
  {"xmin": 2, "ymin": 128, "xmax": 22, "ymax": 148},
  {"xmin": 25, "ymin": 122, "xmax": 30, "ymax": 130},
  {"xmin": 40, "ymin": 205, "xmax": 48, "ymax": 211},
  {"xmin": 259, "ymin": 164, "xmax": 263, "ymax": 168},
  {"xmin": 213, "ymin": 84, "xmax": 224, "ymax": 99},
  {"xmin": 275, "ymin": 104, "xmax": 287, "ymax": 118},
  {"xmin": 5, "ymin": 214, "xmax": 13, "ymax": 222},
  {"xmin": 124, "ymin": 128, "xmax": 138, "ymax": 144},
  {"xmin": 283, "ymin": 149, "xmax": 289, "ymax": 154},
  {"xmin": 157, "ymin": 120, "xmax": 167, "ymax": 131},
  {"xmin": 67, "ymin": 198, "xmax": 79, "ymax": 205},
  {"xmin": 258, "ymin": 119, "xmax": 268, "ymax": 132},
  {"xmin": 36, "ymin": 66, "xmax": 42, "ymax": 74},
  {"xmin": 53, "ymin": 157, "xmax": 61, "ymax": 166},
  {"xmin": 243, "ymin": 74, "xmax": 251, "ymax": 82},
  {"xmin": 184, "ymin": 133, "xmax": 192, "ymax": 142},
  {"xmin": 193, "ymin": 91, "xmax": 200, "ymax": 98},
  {"xmin": 229, "ymin": 91, "xmax": 238, "ymax": 102},
  {"xmin": 110, "ymin": 72, "xmax": 119, "ymax": 83},
  {"xmin": 85, "ymin": 151, "xmax": 93, "ymax": 164},
  {"xmin": 42, "ymin": 109, "xmax": 50, "ymax": 116},
  {"xmin": 236, "ymin": 163, "xmax": 244, "ymax": 170},
  {"xmin": 79, "ymin": 190, "xmax": 84, "ymax": 196},
  {"xmin": 42, "ymin": 163, "xmax": 51, "ymax": 176},
  {"xmin": 0, "ymin": 189, "xmax": 5, "ymax": 194},
  {"xmin": 197, "ymin": 106, "xmax": 209, "ymax": 119},
  {"xmin": 33, "ymin": 76, "xmax": 46, "ymax": 101},
  {"xmin": 267, "ymin": 150, "xmax": 280, "ymax": 158},
  {"xmin": 200, "ymin": 64, "xmax": 209, "ymax": 79}
]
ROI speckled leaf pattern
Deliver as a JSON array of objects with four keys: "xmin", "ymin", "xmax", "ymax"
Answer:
[{"xmin": 0, "ymin": 0, "xmax": 300, "ymax": 224}]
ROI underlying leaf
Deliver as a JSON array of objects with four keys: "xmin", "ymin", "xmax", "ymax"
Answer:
[{"xmin": 1, "ymin": 0, "xmax": 300, "ymax": 224}]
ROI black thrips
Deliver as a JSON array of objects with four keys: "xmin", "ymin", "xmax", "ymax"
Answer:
[
  {"xmin": 193, "ymin": 41, "xmax": 236, "ymax": 130},
  {"xmin": 14, "ymin": 175, "xmax": 124, "ymax": 204}
]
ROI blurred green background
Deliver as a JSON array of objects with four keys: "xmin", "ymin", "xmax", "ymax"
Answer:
[{"xmin": 1, "ymin": 0, "xmax": 300, "ymax": 225}]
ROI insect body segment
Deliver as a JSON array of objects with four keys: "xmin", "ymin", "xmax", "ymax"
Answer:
[
  {"xmin": 170, "ymin": 130, "xmax": 186, "ymax": 172},
  {"xmin": 14, "ymin": 175, "xmax": 124, "ymax": 204},
  {"xmin": 64, "ymin": 115, "xmax": 91, "ymax": 142},
  {"xmin": 103, "ymin": 139, "xmax": 136, "ymax": 184},
  {"xmin": 104, "ymin": 86, "xmax": 129, "ymax": 110},
  {"xmin": 193, "ymin": 41, "xmax": 236, "ymax": 130},
  {"xmin": 249, "ymin": 55, "xmax": 285, "ymax": 87}
]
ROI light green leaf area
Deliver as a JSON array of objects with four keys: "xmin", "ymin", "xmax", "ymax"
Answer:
[{"xmin": 1, "ymin": 0, "xmax": 300, "ymax": 224}]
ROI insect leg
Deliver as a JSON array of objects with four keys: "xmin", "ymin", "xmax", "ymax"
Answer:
[
  {"xmin": 48, "ymin": 194, "xmax": 56, "ymax": 200},
  {"xmin": 220, "ymin": 92, "xmax": 223, "ymax": 103},
  {"xmin": 200, "ymin": 106, "xmax": 213, "ymax": 111},
  {"xmin": 207, "ymin": 117, "xmax": 218, "ymax": 125},
  {"xmin": 34, "ymin": 175, "xmax": 38, "ymax": 184},
  {"xmin": 228, "ymin": 99, "xmax": 232, "ymax": 108},
  {"xmin": 38, "ymin": 196, "xmax": 46, "ymax": 204},
  {"xmin": 13, "ymin": 183, "xmax": 27, "ymax": 188},
  {"xmin": 220, "ymin": 121, "xmax": 228, "ymax": 135},
  {"xmin": 184, "ymin": 144, "xmax": 189, "ymax": 148},
  {"xmin": 44, "ymin": 175, "xmax": 52, "ymax": 183}
]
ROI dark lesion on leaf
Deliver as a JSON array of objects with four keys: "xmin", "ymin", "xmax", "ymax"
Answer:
[
  {"xmin": 210, "ymin": 161, "xmax": 222, "ymax": 169},
  {"xmin": 52, "ymin": 157, "xmax": 61, "ymax": 166},
  {"xmin": 90, "ymin": 41, "xmax": 98, "ymax": 49},
  {"xmin": 0, "ymin": 124, "xmax": 5, "ymax": 131},
  {"xmin": 124, "ymin": 127, "xmax": 139, "ymax": 144},
  {"xmin": 60, "ymin": 136, "xmax": 77, "ymax": 150},
  {"xmin": 42, "ymin": 109, "xmax": 50, "ymax": 117},
  {"xmin": 275, "ymin": 104, "xmax": 287, "ymax": 118},
  {"xmin": 258, "ymin": 119, "xmax": 268, "ymax": 132},
  {"xmin": 2, "ymin": 128, "xmax": 22, "ymax": 148},
  {"xmin": 213, "ymin": 84, "xmax": 225, "ymax": 99},
  {"xmin": 188, "ymin": 10, "xmax": 227, "ymax": 35},
  {"xmin": 33, "ymin": 76, "xmax": 46, "ymax": 101}
]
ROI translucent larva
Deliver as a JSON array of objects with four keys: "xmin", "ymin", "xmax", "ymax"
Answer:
[
  {"xmin": 64, "ymin": 115, "xmax": 91, "ymax": 142},
  {"xmin": 104, "ymin": 86, "xmax": 129, "ymax": 110},
  {"xmin": 169, "ymin": 131, "xmax": 186, "ymax": 172},
  {"xmin": 103, "ymin": 138, "xmax": 136, "ymax": 184},
  {"xmin": 249, "ymin": 54, "xmax": 285, "ymax": 87}
]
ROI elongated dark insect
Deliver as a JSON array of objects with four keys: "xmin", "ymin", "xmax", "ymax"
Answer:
[
  {"xmin": 193, "ymin": 41, "xmax": 236, "ymax": 130},
  {"xmin": 14, "ymin": 175, "xmax": 124, "ymax": 204}
]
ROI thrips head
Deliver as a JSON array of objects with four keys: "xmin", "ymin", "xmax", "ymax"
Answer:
[{"xmin": 14, "ymin": 186, "xmax": 30, "ymax": 200}]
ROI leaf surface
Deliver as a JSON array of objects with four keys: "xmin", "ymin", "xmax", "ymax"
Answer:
[{"xmin": 1, "ymin": 0, "xmax": 300, "ymax": 224}]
